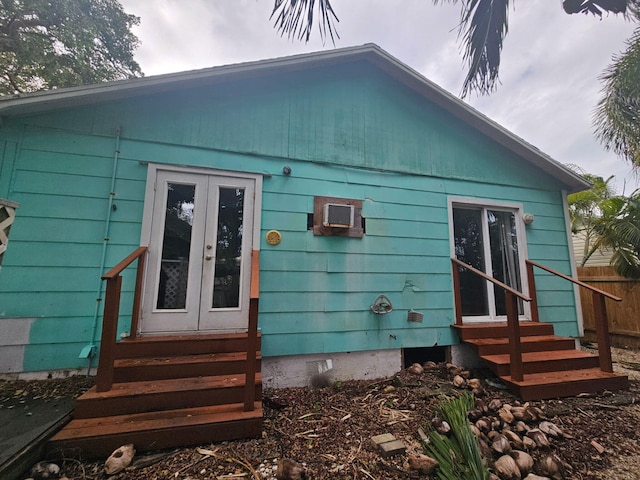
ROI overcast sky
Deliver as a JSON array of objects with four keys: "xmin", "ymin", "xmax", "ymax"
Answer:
[{"xmin": 119, "ymin": 0, "xmax": 638, "ymax": 194}]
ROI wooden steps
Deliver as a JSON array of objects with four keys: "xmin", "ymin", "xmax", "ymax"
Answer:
[
  {"xmin": 48, "ymin": 403, "xmax": 263, "ymax": 458},
  {"xmin": 453, "ymin": 322, "xmax": 629, "ymax": 400},
  {"xmin": 501, "ymin": 368, "xmax": 630, "ymax": 401},
  {"xmin": 482, "ymin": 350, "xmax": 599, "ymax": 376},
  {"xmin": 48, "ymin": 333, "xmax": 262, "ymax": 458},
  {"xmin": 74, "ymin": 373, "xmax": 262, "ymax": 418},
  {"xmin": 113, "ymin": 351, "xmax": 261, "ymax": 382}
]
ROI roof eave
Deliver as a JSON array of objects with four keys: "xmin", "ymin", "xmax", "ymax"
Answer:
[{"xmin": 0, "ymin": 44, "xmax": 590, "ymax": 193}]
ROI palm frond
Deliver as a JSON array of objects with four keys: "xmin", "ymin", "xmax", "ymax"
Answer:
[
  {"xmin": 594, "ymin": 26, "xmax": 640, "ymax": 170},
  {"xmin": 433, "ymin": 0, "xmax": 511, "ymax": 97},
  {"xmin": 610, "ymin": 247, "xmax": 640, "ymax": 278},
  {"xmin": 562, "ymin": 0, "xmax": 629, "ymax": 16},
  {"xmin": 270, "ymin": 0, "xmax": 339, "ymax": 44}
]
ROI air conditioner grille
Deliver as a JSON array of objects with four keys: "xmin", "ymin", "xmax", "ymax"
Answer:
[{"xmin": 323, "ymin": 203, "xmax": 354, "ymax": 228}]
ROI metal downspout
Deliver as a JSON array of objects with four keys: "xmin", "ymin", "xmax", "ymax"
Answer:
[{"xmin": 86, "ymin": 126, "xmax": 121, "ymax": 375}]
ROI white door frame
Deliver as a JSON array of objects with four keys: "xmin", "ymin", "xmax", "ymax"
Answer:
[
  {"xmin": 447, "ymin": 196, "xmax": 531, "ymax": 323},
  {"xmin": 139, "ymin": 163, "xmax": 263, "ymax": 335}
]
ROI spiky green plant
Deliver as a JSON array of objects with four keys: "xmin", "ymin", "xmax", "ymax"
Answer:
[{"xmin": 425, "ymin": 393, "xmax": 490, "ymax": 480}]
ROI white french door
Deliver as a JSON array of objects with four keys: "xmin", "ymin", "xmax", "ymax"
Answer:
[
  {"xmin": 450, "ymin": 202, "xmax": 529, "ymax": 322},
  {"xmin": 141, "ymin": 168, "xmax": 258, "ymax": 334}
]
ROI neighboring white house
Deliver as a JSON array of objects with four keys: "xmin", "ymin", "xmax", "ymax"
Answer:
[{"xmin": 572, "ymin": 231, "xmax": 614, "ymax": 268}]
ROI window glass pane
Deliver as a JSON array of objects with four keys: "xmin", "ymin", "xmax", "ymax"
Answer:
[
  {"xmin": 212, "ymin": 187, "xmax": 244, "ymax": 308},
  {"xmin": 488, "ymin": 210, "xmax": 523, "ymax": 315},
  {"xmin": 453, "ymin": 207, "xmax": 489, "ymax": 316},
  {"xmin": 157, "ymin": 183, "xmax": 195, "ymax": 309}
]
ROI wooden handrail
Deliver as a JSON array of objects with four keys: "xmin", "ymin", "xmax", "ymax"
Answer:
[
  {"xmin": 96, "ymin": 246, "xmax": 148, "ymax": 392},
  {"xmin": 526, "ymin": 259, "xmax": 620, "ymax": 374},
  {"xmin": 525, "ymin": 260, "xmax": 622, "ymax": 302},
  {"xmin": 102, "ymin": 246, "xmax": 148, "ymax": 280},
  {"xmin": 451, "ymin": 257, "xmax": 529, "ymax": 381},
  {"xmin": 451, "ymin": 257, "xmax": 532, "ymax": 302}
]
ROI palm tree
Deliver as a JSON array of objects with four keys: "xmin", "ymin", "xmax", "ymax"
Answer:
[
  {"xmin": 594, "ymin": 190, "xmax": 640, "ymax": 278},
  {"xmin": 568, "ymin": 172, "xmax": 640, "ymax": 278},
  {"xmin": 269, "ymin": 1, "xmax": 640, "ymax": 170},
  {"xmin": 568, "ymin": 173, "xmax": 616, "ymax": 265},
  {"xmin": 594, "ymin": 1, "xmax": 640, "ymax": 170}
]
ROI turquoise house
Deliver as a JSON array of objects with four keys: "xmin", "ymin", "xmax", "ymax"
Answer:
[{"xmin": 0, "ymin": 45, "xmax": 590, "ymax": 387}]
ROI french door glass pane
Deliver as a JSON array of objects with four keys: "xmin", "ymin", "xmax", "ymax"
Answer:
[
  {"xmin": 157, "ymin": 183, "xmax": 195, "ymax": 309},
  {"xmin": 212, "ymin": 187, "xmax": 245, "ymax": 308},
  {"xmin": 453, "ymin": 207, "xmax": 489, "ymax": 316},
  {"xmin": 488, "ymin": 210, "xmax": 523, "ymax": 315}
]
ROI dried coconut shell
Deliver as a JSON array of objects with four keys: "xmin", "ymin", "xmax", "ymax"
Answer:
[
  {"xmin": 453, "ymin": 374, "xmax": 467, "ymax": 388},
  {"xmin": 408, "ymin": 363, "xmax": 424, "ymax": 375},
  {"xmin": 511, "ymin": 450, "xmax": 534, "ymax": 475},
  {"xmin": 527, "ymin": 429, "xmax": 550, "ymax": 448},
  {"xmin": 538, "ymin": 421, "xmax": 563, "ymax": 438},
  {"xmin": 105, "ymin": 444, "xmax": 135, "ymax": 475},
  {"xmin": 503, "ymin": 429, "xmax": 524, "ymax": 449},
  {"xmin": 408, "ymin": 454, "xmax": 439, "ymax": 474},
  {"xmin": 522, "ymin": 436, "xmax": 537, "ymax": 450},
  {"xmin": 494, "ymin": 454, "xmax": 521, "ymax": 480},
  {"xmin": 492, "ymin": 434, "xmax": 512, "ymax": 455},
  {"xmin": 467, "ymin": 378, "xmax": 482, "ymax": 390},
  {"xmin": 276, "ymin": 458, "xmax": 306, "ymax": 480},
  {"xmin": 499, "ymin": 407, "xmax": 515, "ymax": 424}
]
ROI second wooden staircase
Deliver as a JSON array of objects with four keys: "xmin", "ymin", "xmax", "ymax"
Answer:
[{"xmin": 451, "ymin": 258, "xmax": 629, "ymax": 401}]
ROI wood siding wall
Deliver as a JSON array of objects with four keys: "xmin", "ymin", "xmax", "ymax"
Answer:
[
  {"xmin": 0, "ymin": 63, "xmax": 579, "ymax": 372},
  {"xmin": 578, "ymin": 266, "xmax": 640, "ymax": 348}
]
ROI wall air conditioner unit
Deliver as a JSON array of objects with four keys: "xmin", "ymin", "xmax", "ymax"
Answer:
[{"xmin": 323, "ymin": 203, "xmax": 355, "ymax": 228}]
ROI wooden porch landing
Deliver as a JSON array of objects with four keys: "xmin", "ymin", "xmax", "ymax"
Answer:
[
  {"xmin": 47, "ymin": 333, "xmax": 263, "ymax": 458},
  {"xmin": 454, "ymin": 322, "xmax": 629, "ymax": 401}
]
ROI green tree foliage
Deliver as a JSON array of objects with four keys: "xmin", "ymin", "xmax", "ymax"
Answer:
[
  {"xmin": 595, "ymin": 2, "xmax": 640, "ymax": 170},
  {"xmin": 0, "ymin": 0, "xmax": 142, "ymax": 95},
  {"xmin": 568, "ymin": 172, "xmax": 640, "ymax": 278}
]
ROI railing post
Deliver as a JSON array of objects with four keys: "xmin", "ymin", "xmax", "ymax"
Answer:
[
  {"xmin": 506, "ymin": 291, "xmax": 524, "ymax": 382},
  {"xmin": 96, "ymin": 275, "xmax": 122, "ymax": 392},
  {"xmin": 129, "ymin": 252, "xmax": 146, "ymax": 339},
  {"xmin": 592, "ymin": 292, "xmax": 614, "ymax": 373},
  {"xmin": 244, "ymin": 250, "xmax": 260, "ymax": 412},
  {"xmin": 525, "ymin": 261, "xmax": 539, "ymax": 322},
  {"xmin": 451, "ymin": 259, "xmax": 463, "ymax": 325},
  {"xmin": 244, "ymin": 298, "xmax": 259, "ymax": 412}
]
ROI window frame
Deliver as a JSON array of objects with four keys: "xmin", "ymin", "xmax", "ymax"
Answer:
[{"xmin": 447, "ymin": 196, "xmax": 531, "ymax": 322}]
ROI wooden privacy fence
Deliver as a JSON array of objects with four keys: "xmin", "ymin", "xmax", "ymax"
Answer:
[{"xmin": 578, "ymin": 266, "xmax": 640, "ymax": 348}]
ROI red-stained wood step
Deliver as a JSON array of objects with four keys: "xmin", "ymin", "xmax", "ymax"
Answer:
[
  {"xmin": 114, "ymin": 333, "xmax": 261, "ymax": 359},
  {"xmin": 465, "ymin": 335, "xmax": 575, "ymax": 356},
  {"xmin": 502, "ymin": 368, "xmax": 630, "ymax": 401},
  {"xmin": 453, "ymin": 321, "xmax": 629, "ymax": 400},
  {"xmin": 74, "ymin": 373, "xmax": 262, "ymax": 418},
  {"xmin": 113, "ymin": 352, "xmax": 262, "ymax": 382},
  {"xmin": 47, "ymin": 402, "xmax": 263, "ymax": 458},
  {"xmin": 452, "ymin": 322, "xmax": 555, "ymax": 341},
  {"xmin": 483, "ymin": 349, "xmax": 600, "ymax": 376}
]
